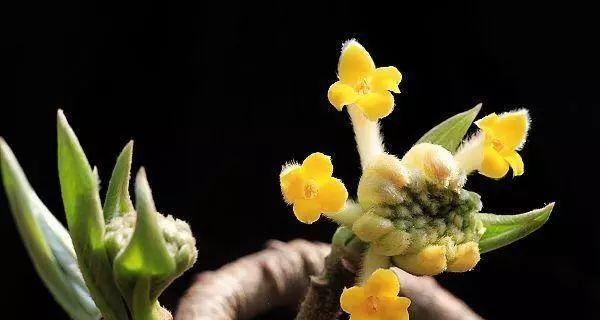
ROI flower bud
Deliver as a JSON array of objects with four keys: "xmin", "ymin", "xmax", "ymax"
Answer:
[
  {"xmin": 352, "ymin": 212, "xmax": 394, "ymax": 242},
  {"xmin": 447, "ymin": 241, "xmax": 480, "ymax": 272},
  {"xmin": 392, "ymin": 245, "xmax": 448, "ymax": 276},
  {"xmin": 357, "ymin": 153, "xmax": 410, "ymax": 209},
  {"xmin": 346, "ymin": 160, "xmax": 484, "ymax": 275},
  {"xmin": 105, "ymin": 211, "xmax": 198, "ymax": 273},
  {"xmin": 401, "ymin": 143, "xmax": 465, "ymax": 190},
  {"xmin": 371, "ymin": 229, "xmax": 411, "ymax": 256},
  {"xmin": 108, "ymin": 169, "xmax": 197, "ymax": 319}
]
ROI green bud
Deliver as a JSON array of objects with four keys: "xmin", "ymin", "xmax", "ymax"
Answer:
[
  {"xmin": 112, "ymin": 169, "xmax": 197, "ymax": 320},
  {"xmin": 352, "ymin": 212, "xmax": 394, "ymax": 242},
  {"xmin": 371, "ymin": 229, "xmax": 411, "ymax": 256}
]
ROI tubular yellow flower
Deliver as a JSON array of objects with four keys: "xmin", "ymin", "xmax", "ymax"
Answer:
[
  {"xmin": 340, "ymin": 268, "xmax": 411, "ymax": 320},
  {"xmin": 328, "ymin": 40, "xmax": 402, "ymax": 121},
  {"xmin": 455, "ymin": 109, "xmax": 530, "ymax": 179},
  {"xmin": 280, "ymin": 152, "xmax": 348, "ymax": 224},
  {"xmin": 475, "ymin": 110, "xmax": 530, "ymax": 179}
]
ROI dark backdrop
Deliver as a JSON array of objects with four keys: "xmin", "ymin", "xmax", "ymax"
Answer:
[{"xmin": 1, "ymin": 1, "xmax": 598, "ymax": 319}]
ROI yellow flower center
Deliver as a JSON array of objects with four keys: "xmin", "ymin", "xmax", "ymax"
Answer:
[
  {"xmin": 355, "ymin": 78, "xmax": 370, "ymax": 95},
  {"xmin": 366, "ymin": 296, "xmax": 380, "ymax": 314},
  {"xmin": 302, "ymin": 180, "xmax": 319, "ymax": 199},
  {"xmin": 490, "ymin": 136, "xmax": 504, "ymax": 152}
]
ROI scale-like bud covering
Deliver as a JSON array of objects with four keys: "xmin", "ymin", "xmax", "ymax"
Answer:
[
  {"xmin": 353, "ymin": 150, "xmax": 485, "ymax": 275},
  {"xmin": 105, "ymin": 211, "xmax": 198, "ymax": 272}
]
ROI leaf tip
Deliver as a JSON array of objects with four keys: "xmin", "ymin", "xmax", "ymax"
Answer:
[
  {"xmin": 0, "ymin": 138, "xmax": 16, "ymax": 171},
  {"xmin": 137, "ymin": 166, "xmax": 147, "ymax": 180},
  {"xmin": 57, "ymin": 109, "xmax": 66, "ymax": 123},
  {"xmin": 120, "ymin": 140, "xmax": 134, "ymax": 163},
  {"xmin": 125, "ymin": 140, "xmax": 134, "ymax": 151},
  {"xmin": 0, "ymin": 137, "xmax": 8, "ymax": 158},
  {"xmin": 540, "ymin": 202, "xmax": 555, "ymax": 220},
  {"xmin": 56, "ymin": 109, "xmax": 72, "ymax": 135}
]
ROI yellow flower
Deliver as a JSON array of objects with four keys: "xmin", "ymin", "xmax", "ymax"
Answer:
[
  {"xmin": 328, "ymin": 40, "xmax": 402, "ymax": 121},
  {"xmin": 280, "ymin": 152, "xmax": 348, "ymax": 224},
  {"xmin": 475, "ymin": 110, "xmax": 530, "ymax": 179},
  {"xmin": 341, "ymin": 268, "xmax": 411, "ymax": 320}
]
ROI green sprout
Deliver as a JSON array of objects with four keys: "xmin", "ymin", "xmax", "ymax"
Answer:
[{"xmin": 1, "ymin": 110, "xmax": 197, "ymax": 320}]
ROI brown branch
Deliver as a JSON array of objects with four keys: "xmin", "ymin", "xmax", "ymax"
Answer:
[
  {"xmin": 175, "ymin": 240, "xmax": 483, "ymax": 320},
  {"xmin": 294, "ymin": 244, "xmax": 356, "ymax": 320}
]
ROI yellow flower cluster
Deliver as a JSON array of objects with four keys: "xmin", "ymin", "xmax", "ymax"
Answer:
[
  {"xmin": 280, "ymin": 153, "xmax": 348, "ymax": 224},
  {"xmin": 340, "ymin": 269, "xmax": 411, "ymax": 320}
]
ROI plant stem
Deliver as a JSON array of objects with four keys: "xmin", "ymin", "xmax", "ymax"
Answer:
[
  {"xmin": 294, "ymin": 244, "xmax": 356, "ymax": 320},
  {"xmin": 347, "ymin": 105, "xmax": 385, "ymax": 169}
]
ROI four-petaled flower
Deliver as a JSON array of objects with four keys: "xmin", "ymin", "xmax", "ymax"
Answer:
[
  {"xmin": 341, "ymin": 268, "xmax": 411, "ymax": 320},
  {"xmin": 280, "ymin": 152, "xmax": 348, "ymax": 224},
  {"xmin": 328, "ymin": 40, "xmax": 402, "ymax": 121},
  {"xmin": 475, "ymin": 110, "xmax": 530, "ymax": 179}
]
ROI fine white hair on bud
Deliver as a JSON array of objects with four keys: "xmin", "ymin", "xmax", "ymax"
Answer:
[
  {"xmin": 454, "ymin": 132, "xmax": 485, "ymax": 174},
  {"xmin": 105, "ymin": 212, "xmax": 198, "ymax": 269},
  {"xmin": 357, "ymin": 153, "xmax": 410, "ymax": 209},
  {"xmin": 401, "ymin": 143, "xmax": 464, "ymax": 190}
]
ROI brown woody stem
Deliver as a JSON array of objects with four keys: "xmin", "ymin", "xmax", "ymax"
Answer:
[{"xmin": 175, "ymin": 240, "xmax": 483, "ymax": 320}]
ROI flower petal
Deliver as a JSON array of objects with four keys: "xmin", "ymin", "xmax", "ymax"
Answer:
[
  {"xmin": 302, "ymin": 152, "xmax": 333, "ymax": 182},
  {"xmin": 328, "ymin": 81, "xmax": 359, "ymax": 111},
  {"xmin": 476, "ymin": 111, "xmax": 530, "ymax": 151},
  {"xmin": 380, "ymin": 296, "xmax": 411, "ymax": 320},
  {"xmin": 317, "ymin": 178, "xmax": 348, "ymax": 213},
  {"xmin": 279, "ymin": 165, "xmax": 304, "ymax": 204},
  {"xmin": 493, "ymin": 110, "xmax": 530, "ymax": 150},
  {"xmin": 474, "ymin": 113, "xmax": 499, "ymax": 131},
  {"xmin": 340, "ymin": 286, "xmax": 367, "ymax": 314},
  {"xmin": 479, "ymin": 146, "xmax": 510, "ymax": 179},
  {"xmin": 502, "ymin": 150, "xmax": 524, "ymax": 176},
  {"xmin": 338, "ymin": 40, "xmax": 376, "ymax": 86},
  {"xmin": 293, "ymin": 198, "xmax": 321, "ymax": 224},
  {"xmin": 364, "ymin": 268, "xmax": 399, "ymax": 297},
  {"xmin": 355, "ymin": 91, "xmax": 395, "ymax": 121},
  {"xmin": 369, "ymin": 66, "xmax": 402, "ymax": 93}
]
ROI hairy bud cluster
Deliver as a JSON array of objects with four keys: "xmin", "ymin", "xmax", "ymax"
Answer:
[
  {"xmin": 354, "ymin": 146, "xmax": 485, "ymax": 275},
  {"xmin": 105, "ymin": 212, "xmax": 198, "ymax": 270}
]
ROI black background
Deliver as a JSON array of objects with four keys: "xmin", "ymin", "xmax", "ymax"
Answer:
[{"xmin": 1, "ymin": 1, "xmax": 598, "ymax": 319}]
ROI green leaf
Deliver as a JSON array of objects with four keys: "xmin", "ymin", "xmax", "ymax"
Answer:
[
  {"xmin": 116, "ymin": 168, "xmax": 174, "ymax": 276},
  {"xmin": 416, "ymin": 103, "xmax": 481, "ymax": 153},
  {"xmin": 103, "ymin": 141, "xmax": 135, "ymax": 222},
  {"xmin": 1, "ymin": 138, "xmax": 101, "ymax": 320},
  {"xmin": 114, "ymin": 168, "xmax": 175, "ymax": 320},
  {"xmin": 478, "ymin": 203, "xmax": 554, "ymax": 254},
  {"xmin": 57, "ymin": 110, "xmax": 129, "ymax": 320}
]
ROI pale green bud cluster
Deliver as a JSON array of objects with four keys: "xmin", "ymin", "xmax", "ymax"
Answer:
[
  {"xmin": 354, "ymin": 171, "xmax": 484, "ymax": 254},
  {"xmin": 344, "ymin": 149, "xmax": 486, "ymax": 275},
  {"xmin": 105, "ymin": 211, "xmax": 198, "ymax": 271}
]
